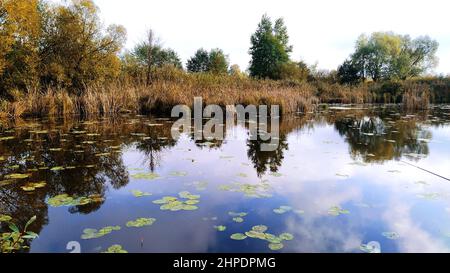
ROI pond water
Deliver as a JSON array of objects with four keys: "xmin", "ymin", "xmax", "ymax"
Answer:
[{"xmin": 1, "ymin": 105, "xmax": 450, "ymax": 253}]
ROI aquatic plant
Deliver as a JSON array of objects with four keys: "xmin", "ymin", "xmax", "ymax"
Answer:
[
  {"xmin": 231, "ymin": 225, "xmax": 294, "ymax": 251},
  {"xmin": 126, "ymin": 218, "xmax": 156, "ymax": 228},
  {"xmin": 131, "ymin": 190, "xmax": 152, "ymax": 197},
  {"xmin": 1, "ymin": 216, "xmax": 38, "ymax": 253},
  {"xmin": 81, "ymin": 226, "xmax": 121, "ymax": 240},
  {"xmin": 152, "ymin": 192, "xmax": 200, "ymax": 211},
  {"xmin": 47, "ymin": 194, "xmax": 104, "ymax": 207},
  {"xmin": 103, "ymin": 244, "xmax": 128, "ymax": 253},
  {"xmin": 328, "ymin": 206, "xmax": 350, "ymax": 216}
]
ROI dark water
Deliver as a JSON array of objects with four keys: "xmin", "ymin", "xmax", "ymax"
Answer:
[{"xmin": 1, "ymin": 105, "xmax": 450, "ymax": 253}]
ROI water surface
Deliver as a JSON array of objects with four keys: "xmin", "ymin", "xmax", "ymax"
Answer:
[{"xmin": 1, "ymin": 105, "xmax": 450, "ymax": 253}]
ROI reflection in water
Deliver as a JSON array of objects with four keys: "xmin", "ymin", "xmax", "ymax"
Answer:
[{"xmin": 1, "ymin": 106, "xmax": 450, "ymax": 253}]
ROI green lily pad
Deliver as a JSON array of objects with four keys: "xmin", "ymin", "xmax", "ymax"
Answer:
[
  {"xmin": 228, "ymin": 212, "xmax": 248, "ymax": 217},
  {"xmin": 131, "ymin": 173, "xmax": 160, "ymax": 180},
  {"xmin": 233, "ymin": 217, "xmax": 244, "ymax": 223},
  {"xmin": 21, "ymin": 181, "xmax": 46, "ymax": 192},
  {"xmin": 103, "ymin": 244, "xmax": 128, "ymax": 253},
  {"xmin": 48, "ymin": 194, "xmax": 104, "ymax": 207},
  {"xmin": 214, "ymin": 225, "xmax": 227, "ymax": 232},
  {"xmin": 126, "ymin": 218, "xmax": 156, "ymax": 228},
  {"xmin": 0, "ymin": 214, "xmax": 12, "ymax": 222},
  {"xmin": 230, "ymin": 233, "xmax": 247, "ymax": 240},
  {"xmin": 0, "ymin": 180, "xmax": 15, "ymax": 186},
  {"xmin": 252, "ymin": 225, "xmax": 268, "ymax": 233},
  {"xmin": 328, "ymin": 206, "xmax": 350, "ymax": 216},
  {"xmin": 279, "ymin": 233, "xmax": 294, "ymax": 241},
  {"xmin": 5, "ymin": 173, "xmax": 31, "ymax": 179},
  {"xmin": 81, "ymin": 226, "xmax": 121, "ymax": 240},
  {"xmin": 268, "ymin": 243, "xmax": 284, "ymax": 251},
  {"xmin": 153, "ymin": 195, "xmax": 200, "ymax": 211},
  {"xmin": 270, "ymin": 172, "xmax": 283, "ymax": 177},
  {"xmin": 131, "ymin": 190, "xmax": 152, "ymax": 197}
]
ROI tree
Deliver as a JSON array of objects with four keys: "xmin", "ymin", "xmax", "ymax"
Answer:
[
  {"xmin": 347, "ymin": 32, "xmax": 438, "ymax": 81},
  {"xmin": 186, "ymin": 48, "xmax": 229, "ymax": 74},
  {"xmin": 208, "ymin": 48, "xmax": 229, "ymax": 74},
  {"xmin": 186, "ymin": 48, "xmax": 209, "ymax": 73},
  {"xmin": 337, "ymin": 59, "xmax": 361, "ymax": 84},
  {"xmin": 132, "ymin": 42, "xmax": 182, "ymax": 69},
  {"xmin": 0, "ymin": 0, "xmax": 41, "ymax": 95},
  {"xmin": 39, "ymin": 0, "xmax": 126, "ymax": 92},
  {"xmin": 248, "ymin": 14, "xmax": 291, "ymax": 79}
]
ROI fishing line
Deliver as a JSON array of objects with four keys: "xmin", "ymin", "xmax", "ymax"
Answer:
[{"xmin": 400, "ymin": 160, "xmax": 450, "ymax": 182}]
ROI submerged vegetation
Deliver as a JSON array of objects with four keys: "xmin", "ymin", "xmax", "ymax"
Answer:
[{"xmin": 0, "ymin": 0, "xmax": 448, "ymax": 119}]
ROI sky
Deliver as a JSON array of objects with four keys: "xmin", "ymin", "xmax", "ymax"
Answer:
[{"xmin": 64, "ymin": 0, "xmax": 450, "ymax": 74}]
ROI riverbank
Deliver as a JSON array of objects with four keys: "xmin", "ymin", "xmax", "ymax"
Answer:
[{"xmin": 1, "ymin": 68, "xmax": 448, "ymax": 118}]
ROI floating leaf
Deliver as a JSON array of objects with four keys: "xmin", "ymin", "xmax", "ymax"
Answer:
[
  {"xmin": 228, "ymin": 212, "xmax": 247, "ymax": 217},
  {"xmin": 5, "ymin": 173, "xmax": 31, "ymax": 179},
  {"xmin": 126, "ymin": 218, "xmax": 156, "ymax": 228},
  {"xmin": 279, "ymin": 233, "xmax": 294, "ymax": 241},
  {"xmin": 268, "ymin": 243, "xmax": 284, "ymax": 251},
  {"xmin": 252, "ymin": 225, "xmax": 268, "ymax": 233},
  {"xmin": 81, "ymin": 226, "xmax": 121, "ymax": 240},
  {"xmin": 21, "ymin": 182, "xmax": 46, "ymax": 192},
  {"xmin": 230, "ymin": 233, "xmax": 247, "ymax": 240},
  {"xmin": 417, "ymin": 193, "xmax": 440, "ymax": 200},
  {"xmin": 131, "ymin": 173, "xmax": 160, "ymax": 180},
  {"xmin": 270, "ymin": 172, "xmax": 282, "ymax": 177},
  {"xmin": 153, "ymin": 195, "xmax": 200, "ymax": 211},
  {"xmin": 131, "ymin": 190, "xmax": 152, "ymax": 197},
  {"xmin": 0, "ymin": 214, "xmax": 12, "ymax": 222},
  {"xmin": 328, "ymin": 206, "xmax": 350, "ymax": 216},
  {"xmin": 103, "ymin": 245, "xmax": 128, "ymax": 253},
  {"xmin": 233, "ymin": 217, "xmax": 244, "ymax": 223},
  {"xmin": 214, "ymin": 225, "xmax": 227, "ymax": 232},
  {"xmin": 48, "ymin": 194, "xmax": 104, "ymax": 207}
]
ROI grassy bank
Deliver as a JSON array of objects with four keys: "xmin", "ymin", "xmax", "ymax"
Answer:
[{"xmin": 1, "ymin": 67, "xmax": 448, "ymax": 119}]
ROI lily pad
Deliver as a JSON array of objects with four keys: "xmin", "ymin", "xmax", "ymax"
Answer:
[
  {"xmin": 21, "ymin": 181, "xmax": 46, "ymax": 192},
  {"xmin": 252, "ymin": 225, "xmax": 268, "ymax": 233},
  {"xmin": 103, "ymin": 244, "xmax": 128, "ymax": 253},
  {"xmin": 228, "ymin": 212, "xmax": 247, "ymax": 217},
  {"xmin": 131, "ymin": 190, "xmax": 152, "ymax": 197},
  {"xmin": 153, "ymin": 195, "xmax": 200, "ymax": 211},
  {"xmin": 48, "ymin": 194, "xmax": 104, "ymax": 207},
  {"xmin": 81, "ymin": 226, "xmax": 121, "ymax": 240},
  {"xmin": 214, "ymin": 225, "xmax": 227, "ymax": 232},
  {"xmin": 268, "ymin": 243, "xmax": 284, "ymax": 251},
  {"xmin": 5, "ymin": 173, "xmax": 31, "ymax": 179},
  {"xmin": 126, "ymin": 217, "xmax": 156, "ymax": 228},
  {"xmin": 230, "ymin": 233, "xmax": 247, "ymax": 240},
  {"xmin": 233, "ymin": 217, "xmax": 244, "ymax": 223},
  {"xmin": 279, "ymin": 233, "xmax": 294, "ymax": 241},
  {"xmin": 0, "ymin": 214, "xmax": 12, "ymax": 222},
  {"xmin": 131, "ymin": 173, "xmax": 160, "ymax": 180},
  {"xmin": 328, "ymin": 206, "xmax": 350, "ymax": 216}
]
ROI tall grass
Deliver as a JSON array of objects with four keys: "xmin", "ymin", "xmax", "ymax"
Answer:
[{"xmin": 1, "ymin": 67, "xmax": 447, "ymax": 118}]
